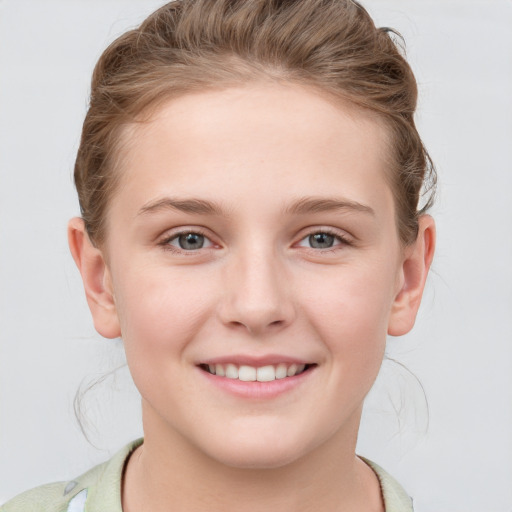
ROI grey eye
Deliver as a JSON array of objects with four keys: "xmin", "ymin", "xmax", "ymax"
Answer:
[
  {"xmin": 308, "ymin": 233, "xmax": 335, "ymax": 249},
  {"xmin": 165, "ymin": 231, "xmax": 215, "ymax": 252},
  {"xmin": 176, "ymin": 233, "xmax": 205, "ymax": 250}
]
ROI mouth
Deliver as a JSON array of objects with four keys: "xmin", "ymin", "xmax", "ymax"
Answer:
[{"xmin": 198, "ymin": 362, "xmax": 315, "ymax": 382}]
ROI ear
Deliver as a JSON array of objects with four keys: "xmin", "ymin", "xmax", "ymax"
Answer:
[
  {"xmin": 68, "ymin": 217, "xmax": 121, "ymax": 339},
  {"xmin": 387, "ymin": 215, "xmax": 436, "ymax": 336}
]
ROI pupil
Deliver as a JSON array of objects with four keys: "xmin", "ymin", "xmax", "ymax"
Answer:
[
  {"xmin": 309, "ymin": 233, "xmax": 334, "ymax": 249},
  {"xmin": 179, "ymin": 233, "xmax": 204, "ymax": 250}
]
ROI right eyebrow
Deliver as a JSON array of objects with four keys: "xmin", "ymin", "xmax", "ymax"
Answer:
[{"xmin": 137, "ymin": 197, "xmax": 228, "ymax": 217}]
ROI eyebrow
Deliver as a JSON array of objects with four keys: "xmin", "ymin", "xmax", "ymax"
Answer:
[
  {"xmin": 138, "ymin": 197, "xmax": 227, "ymax": 217},
  {"xmin": 137, "ymin": 195, "xmax": 375, "ymax": 217},
  {"xmin": 285, "ymin": 196, "xmax": 375, "ymax": 216}
]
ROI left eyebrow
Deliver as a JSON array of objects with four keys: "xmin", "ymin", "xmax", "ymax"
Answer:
[
  {"xmin": 285, "ymin": 196, "xmax": 375, "ymax": 216},
  {"xmin": 137, "ymin": 197, "xmax": 228, "ymax": 217}
]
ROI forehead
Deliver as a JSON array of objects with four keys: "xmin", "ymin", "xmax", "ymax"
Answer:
[{"xmin": 114, "ymin": 83, "xmax": 393, "ymax": 217}]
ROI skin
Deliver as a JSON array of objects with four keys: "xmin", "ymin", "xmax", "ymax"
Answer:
[{"xmin": 69, "ymin": 82, "xmax": 435, "ymax": 512}]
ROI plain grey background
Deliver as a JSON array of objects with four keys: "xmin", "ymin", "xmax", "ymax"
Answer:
[{"xmin": 1, "ymin": 1, "xmax": 511, "ymax": 510}]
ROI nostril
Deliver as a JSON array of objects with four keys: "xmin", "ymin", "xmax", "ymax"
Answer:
[{"xmin": 225, "ymin": 318, "xmax": 286, "ymax": 335}]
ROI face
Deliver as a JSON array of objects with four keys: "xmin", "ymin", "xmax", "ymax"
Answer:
[{"xmin": 98, "ymin": 83, "xmax": 408, "ymax": 468}]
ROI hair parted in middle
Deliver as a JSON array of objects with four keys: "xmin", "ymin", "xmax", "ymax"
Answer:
[{"xmin": 75, "ymin": 0, "xmax": 436, "ymax": 247}]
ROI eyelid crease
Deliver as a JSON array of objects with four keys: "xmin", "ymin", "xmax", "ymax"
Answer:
[
  {"xmin": 296, "ymin": 229, "xmax": 354, "ymax": 250},
  {"xmin": 156, "ymin": 225, "xmax": 355, "ymax": 256},
  {"xmin": 158, "ymin": 227, "xmax": 217, "ymax": 251},
  {"xmin": 295, "ymin": 224, "xmax": 354, "ymax": 240}
]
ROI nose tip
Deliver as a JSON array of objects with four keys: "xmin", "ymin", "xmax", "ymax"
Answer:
[{"xmin": 217, "ymin": 256, "xmax": 295, "ymax": 336}]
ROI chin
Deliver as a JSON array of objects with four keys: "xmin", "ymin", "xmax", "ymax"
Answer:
[
  {"xmin": 209, "ymin": 442, "xmax": 306, "ymax": 470},
  {"xmin": 196, "ymin": 423, "xmax": 319, "ymax": 470}
]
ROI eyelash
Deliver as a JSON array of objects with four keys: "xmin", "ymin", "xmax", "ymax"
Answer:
[
  {"xmin": 159, "ymin": 228, "xmax": 215, "ymax": 254},
  {"xmin": 296, "ymin": 229, "xmax": 353, "ymax": 252},
  {"xmin": 159, "ymin": 227, "xmax": 352, "ymax": 255}
]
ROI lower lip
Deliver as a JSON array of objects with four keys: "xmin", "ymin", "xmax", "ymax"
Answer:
[{"xmin": 197, "ymin": 367, "xmax": 314, "ymax": 399}]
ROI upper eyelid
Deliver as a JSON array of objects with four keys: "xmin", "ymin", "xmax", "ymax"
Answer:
[
  {"xmin": 296, "ymin": 226, "xmax": 352, "ymax": 240},
  {"xmin": 157, "ymin": 226, "xmax": 352, "ymax": 246},
  {"xmin": 297, "ymin": 232, "xmax": 347, "ymax": 245},
  {"xmin": 159, "ymin": 226, "xmax": 212, "ymax": 240},
  {"xmin": 158, "ymin": 227, "xmax": 217, "ymax": 248}
]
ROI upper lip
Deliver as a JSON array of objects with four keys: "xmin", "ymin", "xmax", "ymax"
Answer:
[{"xmin": 197, "ymin": 355, "xmax": 313, "ymax": 367}]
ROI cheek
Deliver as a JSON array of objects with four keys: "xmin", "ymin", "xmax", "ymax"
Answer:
[
  {"xmin": 112, "ymin": 266, "xmax": 218, "ymax": 358},
  {"xmin": 297, "ymin": 261, "xmax": 397, "ymax": 359}
]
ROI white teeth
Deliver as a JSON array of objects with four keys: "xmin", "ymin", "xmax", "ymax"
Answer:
[
  {"xmin": 206, "ymin": 362, "xmax": 309, "ymax": 381},
  {"xmin": 256, "ymin": 365, "xmax": 275, "ymax": 382},
  {"xmin": 275, "ymin": 363, "xmax": 288, "ymax": 379},
  {"xmin": 287, "ymin": 363, "xmax": 298, "ymax": 377},
  {"xmin": 225, "ymin": 363, "xmax": 238, "ymax": 379},
  {"xmin": 238, "ymin": 365, "xmax": 257, "ymax": 382},
  {"xmin": 215, "ymin": 364, "xmax": 225, "ymax": 377}
]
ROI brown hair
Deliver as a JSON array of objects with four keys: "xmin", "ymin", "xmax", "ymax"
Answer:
[{"xmin": 74, "ymin": 0, "xmax": 436, "ymax": 246}]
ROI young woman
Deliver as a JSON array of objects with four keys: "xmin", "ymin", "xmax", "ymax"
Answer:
[{"xmin": 2, "ymin": 0, "xmax": 435, "ymax": 510}]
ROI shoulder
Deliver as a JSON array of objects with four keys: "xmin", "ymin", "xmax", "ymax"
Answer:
[
  {"xmin": 1, "ymin": 439, "xmax": 143, "ymax": 512},
  {"xmin": 1, "ymin": 480, "xmax": 92, "ymax": 512},
  {"xmin": 1, "ymin": 482, "xmax": 69, "ymax": 512},
  {"xmin": 360, "ymin": 457, "xmax": 414, "ymax": 512}
]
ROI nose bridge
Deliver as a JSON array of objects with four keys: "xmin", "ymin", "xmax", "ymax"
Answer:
[{"xmin": 219, "ymin": 240, "xmax": 294, "ymax": 335}]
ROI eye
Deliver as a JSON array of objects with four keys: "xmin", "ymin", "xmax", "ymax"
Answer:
[
  {"xmin": 297, "ymin": 231, "xmax": 350, "ymax": 250},
  {"xmin": 166, "ymin": 232, "xmax": 214, "ymax": 251},
  {"xmin": 306, "ymin": 233, "xmax": 336, "ymax": 249}
]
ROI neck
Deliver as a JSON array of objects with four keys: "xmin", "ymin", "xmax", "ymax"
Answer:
[{"xmin": 122, "ymin": 404, "xmax": 384, "ymax": 512}]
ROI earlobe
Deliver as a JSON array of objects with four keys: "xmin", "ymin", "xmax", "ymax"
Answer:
[
  {"xmin": 68, "ymin": 217, "xmax": 121, "ymax": 339},
  {"xmin": 387, "ymin": 215, "xmax": 436, "ymax": 336}
]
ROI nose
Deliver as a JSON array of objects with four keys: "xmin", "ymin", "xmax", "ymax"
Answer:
[{"xmin": 218, "ymin": 247, "xmax": 296, "ymax": 336}]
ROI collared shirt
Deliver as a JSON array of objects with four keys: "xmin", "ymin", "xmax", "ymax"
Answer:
[{"xmin": 1, "ymin": 439, "xmax": 413, "ymax": 512}]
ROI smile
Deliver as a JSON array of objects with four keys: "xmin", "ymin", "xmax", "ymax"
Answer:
[{"xmin": 199, "ymin": 363, "xmax": 312, "ymax": 382}]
